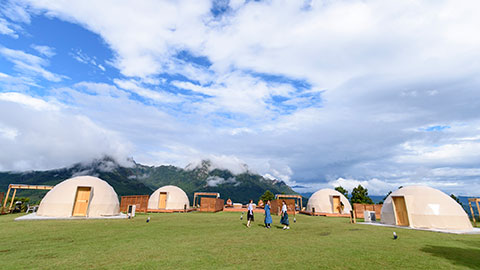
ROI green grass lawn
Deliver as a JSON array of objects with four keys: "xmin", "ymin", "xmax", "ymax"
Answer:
[{"xmin": 1, "ymin": 212, "xmax": 479, "ymax": 270}]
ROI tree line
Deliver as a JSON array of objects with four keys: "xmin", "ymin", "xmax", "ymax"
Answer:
[{"xmin": 258, "ymin": 185, "xmax": 464, "ymax": 208}]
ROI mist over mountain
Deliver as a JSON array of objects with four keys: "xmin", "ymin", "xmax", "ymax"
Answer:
[{"xmin": 0, "ymin": 156, "xmax": 297, "ymax": 204}]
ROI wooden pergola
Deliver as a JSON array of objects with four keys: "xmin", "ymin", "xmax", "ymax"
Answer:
[
  {"xmin": 275, "ymin": 194, "xmax": 303, "ymax": 211},
  {"xmin": 1, "ymin": 184, "xmax": 53, "ymax": 213},
  {"xmin": 468, "ymin": 198, "xmax": 480, "ymax": 225},
  {"xmin": 193, "ymin": 192, "xmax": 219, "ymax": 208}
]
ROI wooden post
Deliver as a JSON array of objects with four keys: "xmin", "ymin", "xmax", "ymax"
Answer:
[
  {"xmin": 476, "ymin": 200, "xmax": 480, "ymax": 226},
  {"xmin": 469, "ymin": 201, "xmax": 476, "ymax": 224},
  {"xmin": 8, "ymin": 188, "xmax": 17, "ymax": 210},
  {"xmin": 2, "ymin": 186, "xmax": 11, "ymax": 210}
]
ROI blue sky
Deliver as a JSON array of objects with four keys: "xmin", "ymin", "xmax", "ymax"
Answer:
[{"xmin": 1, "ymin": 0, "xmax": 480, "ymax": 196}]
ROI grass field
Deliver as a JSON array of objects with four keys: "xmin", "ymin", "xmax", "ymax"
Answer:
[{"xmin": 1, "ymin": 212, "xmax": 479, "ymax": 270}]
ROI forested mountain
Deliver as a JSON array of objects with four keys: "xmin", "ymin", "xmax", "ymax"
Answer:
[{"xmin": 0, "ymin": 157, "xmax": 297, "ymax": 204}]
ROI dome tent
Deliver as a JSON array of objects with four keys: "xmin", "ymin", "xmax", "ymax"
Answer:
[
  {"xmin": 148, "ymin": 185, "xmax": 190, "ymax": 210},
  {"xmin": 381, "ymin": 186, "xmax": 472, "ymax": 231},
  {"xmin": 306, "ymin": 188, "xmax": 352, "ymax": 214},
  {"xmin": 37, "ymin": 176, "xmax": 121, "ymax": 218}
]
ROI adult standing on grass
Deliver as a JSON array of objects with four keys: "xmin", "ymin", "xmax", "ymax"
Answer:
[
  {"xmin": 280, "ymin": 200, "xmax": 290, "ymax": 230},
  {"xmin": 247, "ymin": 199, "xmax": 254, "ymax": 228},
  {"xmin": 264, "ymin": 200, "xmax": 272, "ymax": 228}
]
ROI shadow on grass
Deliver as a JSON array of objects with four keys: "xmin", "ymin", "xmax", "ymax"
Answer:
[
  {"xmin": 421, "ymin": 245, "xmax": 480, "ymax": 269},
  {"xmin": 458, "ymin": 240, "xmax": 480, "ymax": 249}
]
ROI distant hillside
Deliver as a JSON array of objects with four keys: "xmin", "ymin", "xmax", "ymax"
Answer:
[{"xmin": 0, "ymin": 157, "xmax": 298, "ymax": 204}]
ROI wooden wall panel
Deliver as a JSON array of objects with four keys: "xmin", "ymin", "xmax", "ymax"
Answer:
[{"xmin": 120, "ymin": 195, "xmax": 149, "ymax": 213}]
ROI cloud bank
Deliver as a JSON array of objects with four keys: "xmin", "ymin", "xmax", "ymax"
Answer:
[{"xmin": 0, "ymin": 1, "xmax": 480, "ymax": 195}]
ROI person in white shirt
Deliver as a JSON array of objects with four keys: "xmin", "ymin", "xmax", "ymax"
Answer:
[
  {"xmin": 280, "ymin": 200, "xmax": 290, "ymax": 230},
  {"xmin": 247, "ymin": 200, "xmax": 254, "ymax": 228}
]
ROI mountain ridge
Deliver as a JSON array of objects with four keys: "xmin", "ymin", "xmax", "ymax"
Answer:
[{"xmin": 0, "ymin": 156, "xmax": 297, "ymax": 204}]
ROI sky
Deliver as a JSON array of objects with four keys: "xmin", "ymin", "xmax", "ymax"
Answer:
[{"xmin": 1, "ymin": 0, "xmax": 480, "ymax": 196}]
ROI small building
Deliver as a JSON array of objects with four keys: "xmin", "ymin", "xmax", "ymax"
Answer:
[
  {"xmin": 36, "ymin": 176, "xmax": 121, "ymax": 218},
  {"xmin": 306, "ymin": 188, "xmax": 352, "ymax": 214},
  {"xmin": 381, "ymin": 186, "xmax": 473, "ymax": 231},
  {"xmin": 147, "ymin": 185, "xmax": 190, "ymax": 211}
]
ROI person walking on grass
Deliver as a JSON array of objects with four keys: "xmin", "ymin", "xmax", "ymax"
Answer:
[
  {"xmin": 280, "ymin": 200, "xmax": 290, "ymax": 230},
  {"xmin": 264, "ymin": 200, "xmax": 272, "ymax": 229},
  {"xmin": 247, "ymin": 199, "xmax": 254, "ymax": 228}
]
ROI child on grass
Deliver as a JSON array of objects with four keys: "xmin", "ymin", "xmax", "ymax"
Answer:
[
  {"xmin": 247, "ymin": 199, "xmax": 254, "ymax": 228},
  {"xmin": 264, "ymin": 200, "xmax": 272, "ymax": 228},
  {"xmin": 280, "ymin": 200, "xmax": 290, "ymax": 230}
]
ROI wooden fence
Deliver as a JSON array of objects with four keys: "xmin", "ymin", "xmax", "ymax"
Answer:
[
  {"xmin": 353, "ymin": 203, "xmax": 382, "ymax": 219},
  {"xmin": 199, "ymin": 197, "xmax": 224, "ymax": 212},
  {"xmin": 120, "ymin": 195, "xmax": 149, "ymax": 213},
  {"xmin": 270, "ymin": 199, "xmax": 296, "ymax": 215}
]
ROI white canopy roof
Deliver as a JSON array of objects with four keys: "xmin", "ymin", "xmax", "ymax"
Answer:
[
  {"xmin": 148, "ymin": 185, "xmax": 190, "ymax": 210},
  {"xmin": 37, "ymin": 176, "xmax": 120, "ymax": 217},
  {"xmin": 306, "ymin": 188, "xmax": 352, "ymax": 214},
  {"xmin": 381, "ymin": 186, "xmax": 472, "ymax": 230}
]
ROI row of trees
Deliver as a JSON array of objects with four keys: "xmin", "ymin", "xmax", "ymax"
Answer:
[
  {"xmin": 334, "ymin": 185, "xmax": 374, "ymax": 204},
  {"xmin": 259, "ymin": 185, "xmax": 465, "ymax": 208},
  {"xmin": 258, "ymin": 185, "xmax": 375, "ymax": 206},
  {"xmin": 259, "ymin": 185, "xmax": 379, "ymax": 205},
  {"xmin": 335, "ymin": 185, "xmax": 464, "ymax": 208}
]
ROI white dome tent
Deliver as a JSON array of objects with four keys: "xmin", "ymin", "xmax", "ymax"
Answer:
[
  {"xmin": 148, "ymin": 185, "xmax": 190, "ymax": 211},
  {"xmin": 306, "ymin": 188, "xmax": 352, "ymax": 214},
  {"xmin": 35, "ymin": 176, "xmax": 122, "ymax": 218},
  {"xmin": 381, "ymin": 186, "xmax": 473, "ymax": 231}
]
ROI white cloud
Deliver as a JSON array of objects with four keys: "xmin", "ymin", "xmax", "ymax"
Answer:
[
  {"xmin": 0, "ymin": 92, "xmax": 59, "ymax": 111},
  {"xmin": 1, "ymin": 1, "xmax": 30, "ymax": 24},
  {"xmin": 114, "ymin": 79, "xmax": 182, "ymax": 104},
  {"xmin": 327, "ymin": 178, "xmax": 396, "ymax": 196},
  {"xmin": 0, "ymin": 124, "xmax": 19, "ymax": 140},
  {"xmin": 27, "ymin": 0, "xmax": 212, "ymax": 77},
  {"xmin": 185, "ymin": 155, "xmax": 249, "ymax": 175},
  {"xmin": 70, "ymin": 49, "xmax": 106, "ymax": 71},
  {"xmin": 0, "ymin": 72, "xmax": 39, "ymax": 91},
  {"xmin": 0, "ymin": 46, "xmax": 63, "ymax": 82},
  {"xmin": 2, "ymin": 1, "xmax": 480, "ymax": 196},
  {"xmin": 31, "ymin": 45, "xmax": 56, "ymax": 57},
  {"xmin": 0, "ymin": 0, "xmax": 30, "ymax": 38},
  {"xmin": 0, "ymin": 92, "xmax": 132, "ymax": 171},
  {"xmin": 396, "ymin": 141, "xmax": 480, "ymax": 167},
  {"xmin": 0, "ymin": 17, "xmax": 18, "ymax": 38},
  {"xmin": 206, "ymin": 176, "xmax": 238, "ymax": 187}
]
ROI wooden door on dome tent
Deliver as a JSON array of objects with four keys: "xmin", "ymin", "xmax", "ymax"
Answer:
[
  {"xmin": 393, "ymin": 196, "xmax": 409, "ymax": 226},
  {"xmin": 332, "ymin": 196, "xmax": 341, "ymax": 213},
  {"xmin": 158, "ymin": 192, "xmax": 167, "ymax": 209},
  {"xmin": 72, "ymin": 187, "xmax": 91, "ymax": 217}
]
